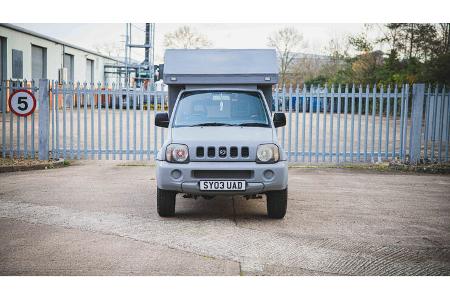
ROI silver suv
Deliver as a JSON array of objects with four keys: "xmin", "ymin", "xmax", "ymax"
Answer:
[{"xmin": 155, "ymin": 88, "xmax": 288, "ymax": 218}]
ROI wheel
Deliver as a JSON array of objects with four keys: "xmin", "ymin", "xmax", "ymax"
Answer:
[
  {"xmin": 157, "ymin": 188, "xmax": 177, "ymax": 217},
  {"xmin": 266, "ymin": 188, "xmax": 288, "ymax": 219}
]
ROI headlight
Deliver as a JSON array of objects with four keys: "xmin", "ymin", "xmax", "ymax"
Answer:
[
  {"xmin": 166, "ymin": 144, "xmax": 189, "ymax": 163},
  {"xmin": 256, "ymin": 144, "xmax": 279, "ymax": 163}
]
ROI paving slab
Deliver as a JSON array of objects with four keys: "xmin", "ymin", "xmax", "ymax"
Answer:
[{"xmin": 0, "ymin": 161, "xmax": 449, "ymax": 275}]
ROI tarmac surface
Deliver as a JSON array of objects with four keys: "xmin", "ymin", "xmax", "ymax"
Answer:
[{"xmin": 1, "ymin": 161, "xmax": 449, "ymax": 275}]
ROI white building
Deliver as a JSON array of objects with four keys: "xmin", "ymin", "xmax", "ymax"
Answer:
[{"xmin": 0, "ymin": 24, "xmax": 123, "ymax": 84}]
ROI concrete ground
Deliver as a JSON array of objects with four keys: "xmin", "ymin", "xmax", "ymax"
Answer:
[{"xmin": 0, "ymin": 161, "xmax": 449, "ymax": 275}]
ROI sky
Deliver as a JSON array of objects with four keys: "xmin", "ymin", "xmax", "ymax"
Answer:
[{"xmin": 14, "ymin": 23, "xmax": 376, "ymax": 64}]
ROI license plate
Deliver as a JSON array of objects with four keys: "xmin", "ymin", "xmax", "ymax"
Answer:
[{"xmin": 199, "ymin": 180, "xmax": 246, "ymax": 191}]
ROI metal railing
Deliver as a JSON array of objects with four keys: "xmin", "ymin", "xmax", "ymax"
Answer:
[
  {"xmin": 0, "ymin": 79, "xmax": 39, "ymax": 159},
  {"xmin": 1, "ymin": 80, "xmax": 449, "ymax": 164},
  {"xmin": 273, "ymin": 83, "xmax": 448, "ymax": 163},
  {"xmin": 49, "ymin": 81, "xmax": 167, "ymax": 160}
]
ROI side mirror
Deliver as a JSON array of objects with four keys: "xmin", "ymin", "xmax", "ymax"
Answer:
[
  {"xmin": 155, "ymin": 112, "xmax": 169, "ymax": 128},
  {"xmin": 273, "ymin": 112, "xmax": 286, "ymax": 128}
]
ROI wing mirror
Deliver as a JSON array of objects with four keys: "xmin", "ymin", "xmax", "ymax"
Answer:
[
  {"xmin": 273, "ymin": 112, "xmax": 286, "ymax": 128},
  {"xmin": 155, "ymin": 112, "xmax": 169, "ymax": 128}
]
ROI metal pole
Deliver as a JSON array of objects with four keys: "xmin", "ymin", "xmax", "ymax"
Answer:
[
  {"xmin": 38, "ymin": 79, "xmax": 50, "ymax": 160},
  {"xmin": 409, "ymin": 84, "xmax": 425, "ymax": 164}
]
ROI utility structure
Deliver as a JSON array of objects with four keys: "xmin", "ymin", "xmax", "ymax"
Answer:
[{"xmin": 104, "ymin": 23, "xmax": 155, "ymax": 87}]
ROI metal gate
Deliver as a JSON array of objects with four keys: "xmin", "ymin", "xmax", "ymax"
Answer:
[
  {"xmin": 1, "ymin": 79, "xmax": 449, "ymax": 164},
  {"xmin": 49, "ymin": 81, "xmax": 167, "ymax": 160}
]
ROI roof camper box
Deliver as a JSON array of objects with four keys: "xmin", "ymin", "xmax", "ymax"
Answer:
[{"xmin": 163, "ymin": 49, "xmax": 279, "ymax": 115}]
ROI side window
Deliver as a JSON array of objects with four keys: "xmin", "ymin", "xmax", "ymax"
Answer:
[{"xmin": 12, "ymin": 49, "xmax": 23, "ymax": 79}]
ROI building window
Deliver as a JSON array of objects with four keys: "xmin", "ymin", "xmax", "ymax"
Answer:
[
  {"xmin": 31, "ymin": 45, "xmax": 47, "ymax": 81},
  {"xmin": 86, "ymin": 59, "xmax": 94, "ymax": 83},
  {"xmin": 12, "ymin": 49, "xmax": 23, "ymax": 79},
  {"xmin": 0, "ymin": 37, "xmax": 6, "ymax": 83},
  {"xmin": 63, "ymin": 53, "xmax": 74, "ymax": 82}
]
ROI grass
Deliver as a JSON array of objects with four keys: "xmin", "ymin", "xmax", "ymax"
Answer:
[
  {"xmin": 0, "ymin": 157, "xmax": 69, "ymax": 172},
  {"xmin": 289, "ymin": 161, "xmax": 450, "ymax": 174}
]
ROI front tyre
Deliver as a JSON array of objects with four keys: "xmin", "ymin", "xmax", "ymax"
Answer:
[
  {"xmin": 157, "ymin": 188, "xmax": 177, "ymax": 217},
  {"xmin": 266, "ymin": 188, "xmax": 287, "ymax": 219}
]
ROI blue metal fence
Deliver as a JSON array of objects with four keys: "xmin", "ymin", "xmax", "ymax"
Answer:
[
  {"xmin": 48, "ymin": 81, "xmax": 166, "ymax": 160},
  {"xmin": 0, "ymin": 80, "xmax": 38, "ymax": 159},
  {"xmin": 272, "ymin": 83, "xmax": 449, "ymax": 163},
  {"xmin": 1, "ymin": 80, "xmax": 449, "ymax": 164}
]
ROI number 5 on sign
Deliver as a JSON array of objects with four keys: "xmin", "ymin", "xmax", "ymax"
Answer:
[{"xmin": 8, "ymin": 89, "xmax": 37, "ymax": 117}]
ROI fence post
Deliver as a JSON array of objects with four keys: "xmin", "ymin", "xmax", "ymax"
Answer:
[
  {"xmin": 409, "ymin": 83, "xmax": 425, "ymax": 164},
  {"xmin": 38, "ymin": 79, "xmax": 50, "ymax": 160}
]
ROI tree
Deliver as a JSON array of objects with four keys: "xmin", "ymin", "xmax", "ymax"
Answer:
[
  {"xmin": 377, "ymin": 23, "xmax": 403, "ymax": 54},
  {"xmin": 289, "ymin": 54, "xmax": 325, "ymax": 85},
  {"xmin": 437, "ymin": 23, "xmax": 450, "ymax": 55},
  {"xmin": 423, "ymin": 52, "xmax": 450, "ymax": 84},
  {"xmin": 351, "ymin": 50, "xmax": 384, "ymax": 83},
  {"xmin": 326, "ymin": 35, "xmax": 350, "ymax": 61},
  {"xmin": 380, "ymin": 23, "xmax": 440, "ymax": 61},
  {"xmin": 349, "ymin": 33, "xmax": 373, "ymax": 53},
  {"xmin": 267, "ymin": 27, "xmax": 306, "ymax": 85},
  {"xmin": 278, "ymin": 23, "xmax": 450, "ymax": 85},
  {"xmin": 319, "ymin": 36, "xmax": 351, "ymax": 84},
  {"xmin": 164, "ymin": 26, "xmax": 212, "ymax": 49}
]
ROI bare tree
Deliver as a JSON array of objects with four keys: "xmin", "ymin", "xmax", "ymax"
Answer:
[
  {"xmin": 164, "ymin": 26, "xmax": 212, "ymax": 49},
  {"xmin": 317, "ymin": 35, "xmax": 350, "ymax": 81},
  {"xmin": 325, "ymin": 35, "xmax": 350, "ymax": 61},
  {"xmin": 289, "ymin": 55, "xmax": 321, "ymax": 85},
  {"xmin": 267, "ymin": 27, "xmax": 306, "ymax": 85}
]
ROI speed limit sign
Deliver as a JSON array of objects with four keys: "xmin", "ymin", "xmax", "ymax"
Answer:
[{"xmin": 8, "ymin": 89, "xmax": 37, "ymax": 117}]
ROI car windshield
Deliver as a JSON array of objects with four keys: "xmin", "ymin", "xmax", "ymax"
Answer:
[{"xmin": 172, "ymin": 91, "xmax": 270, "ymax": 128}]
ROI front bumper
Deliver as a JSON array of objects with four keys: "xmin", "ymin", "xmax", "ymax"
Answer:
[{"xmin": 156, "ymin": 160, "xmax": 288, "ymax": 195}]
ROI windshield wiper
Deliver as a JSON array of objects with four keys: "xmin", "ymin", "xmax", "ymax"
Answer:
[
  {"xmin": 235, "ymin": 122, "xmax": 269, "ymax": 127},
  {"xmin": 188, "ymin": 122, "xmax": 233, "ymax": 127}
]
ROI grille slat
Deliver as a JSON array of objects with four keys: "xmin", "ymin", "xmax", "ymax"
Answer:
[
  {"xmin": 241, "ymin": 147, "xmax": 249, "ymax": 157},
  {"xmin": 196, "ymin": 147, "xmax": 204, "ymax": 157},
  {"xmin": 207, "ymin": 147, "xmax": 215, "ymax": 158},
  {"xmin": 230, "ymin": 147, "xmax": 238, "ymax": 158},
  {"xmin": 192, "ymin": 170, "xmax": 253, "ymax": 179}
]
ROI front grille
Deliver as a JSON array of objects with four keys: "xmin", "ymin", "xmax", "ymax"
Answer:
[
  {"xmin": 241, "ymin": 147, "xmax": 249, "ymax": 157},
  {"xmin": 230, "ymin": 147, "xmax": 238, "ymax": 157},
  {"xmin": 196, "ymin": 147, "xmax": 204, "ymax": 157},
  {"xmin": 193, "ymin": 145, "xmax": 252, "ymax": 160},
  {"xmin": 192, "ymin": 170, "xmax": 253, "ymax": 179},
  {"xmin": 207, "ymin": 147, "xmax": 215, "ymax": 158}
]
